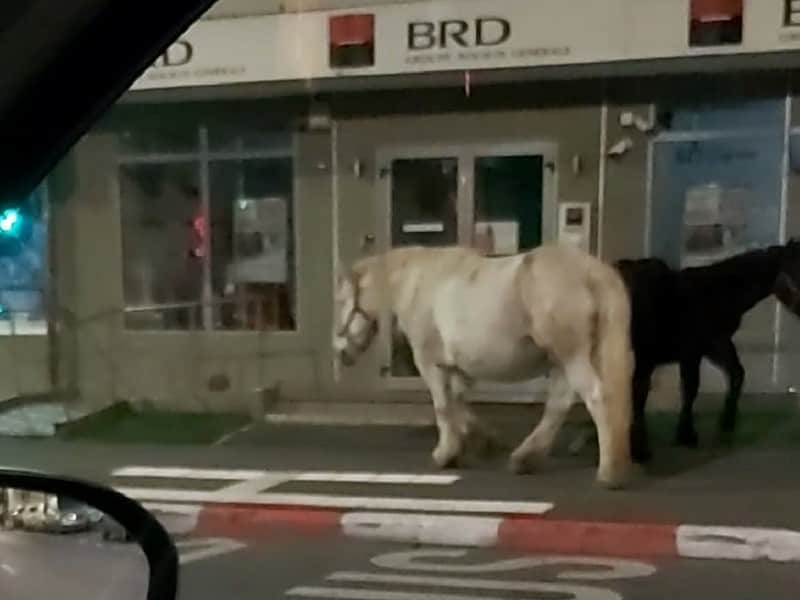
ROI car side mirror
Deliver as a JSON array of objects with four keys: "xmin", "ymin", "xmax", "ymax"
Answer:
[{"xmin": 0, "ymin": 468, "xmax": 178, "ymax": 600}]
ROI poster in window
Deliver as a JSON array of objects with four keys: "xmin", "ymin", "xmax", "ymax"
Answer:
[{"xmin": 681, "ymin": 183, "xmax": 748, "ymax": 268}]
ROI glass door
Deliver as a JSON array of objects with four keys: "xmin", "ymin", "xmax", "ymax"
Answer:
[
  {"xmin": 473, "ymin": 154, "xmax": 545, "ymax": 256},
  {"xmin": 387, "ymin": 156, "xmax": 460, "ymax": 377},
  {"xmin": 377, "ymin": 143, "xmax": 556, "ymax": 399}
]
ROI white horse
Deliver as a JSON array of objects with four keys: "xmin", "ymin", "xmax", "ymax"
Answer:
[{"xmin": 333, "ymin": 244, "xmax": 634, "ymax": 488}]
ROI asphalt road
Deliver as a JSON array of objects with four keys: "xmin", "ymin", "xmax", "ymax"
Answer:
[
  {"xmin": 5, "ymin": 431, "xmax": 800, "ymax": 531},
  {"xmin": 177, "ymin": 536, "xmax": 800, "ymax": 600},
  {"xmin": 3, "ymin": 524, "xmax": 800, "ymax": 600},
  {"xmin": 0, "ymin": 528, "xmax": 148, "ymax": 600}
]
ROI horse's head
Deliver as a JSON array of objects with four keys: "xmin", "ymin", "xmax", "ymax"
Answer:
[
  {"xmin": 333, "ymin": 264, "xmax": 379, "ymax": 367},
  {"xmin": 775, "ymin": 238, "xmax": 800, "ymax": 317}
]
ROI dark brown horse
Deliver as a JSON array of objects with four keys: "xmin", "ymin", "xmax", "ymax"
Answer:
[{"xmin": 618, "ymin": 241, "xmax": 800, "ymax": 463}]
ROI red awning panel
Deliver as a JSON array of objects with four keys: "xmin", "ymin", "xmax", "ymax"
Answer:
[
  {"xmin": 691, "ymin": 0, "xmax": 743, "ymax": 22},
  {"xmin": 329, "ymin": 14, "xmax": 374, "ymax": 46}
]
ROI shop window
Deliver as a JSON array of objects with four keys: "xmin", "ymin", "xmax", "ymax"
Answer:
[
  {"xmin": 0, "ymin": 186, "xmax": 48, "ymax": 336},
  {"xmin": 208, "ymin": 159, "xmax": 296, "ymax": 331},
  {"xmin": 117, "ymin": 122, "xmax": 200, "ymax": 155},
  {"xmin": 659, "ymin": 98, "xmax": 785, "ymax": 134},
  {"xmin": 120, "ymin": 162, "xmax": 204, "ymax": 330},
  {"xmin": 650, "ymin": 132, "xmax": 784, "ymax": 269},
  {"xmin": 119, "ymin": 125, "xmax": 296, "ymax": 332}
]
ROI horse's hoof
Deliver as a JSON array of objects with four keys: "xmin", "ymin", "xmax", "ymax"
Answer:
[
  {"xmin": 674, "ymin": 429, "xmax": 699, "ymax": 448},
  {"xmin": 473, "ymin": 431, "xmax": 504, "ymax": 459},
  {"xmin": 508, "ymin": 456, "xmax": 530, "ymax": 475},
  {"xmin": 508, "ymin": 452, "xmax": 543, "ymax": 475},
  {"xmin": 631, "ymin": 445, "xmax": 653, "ymax": 464},
  {"xmin": 595, "ymin": 461, "xmax": 639, "ymax": 490},
  {"xmin": 432, "ymin": 447, "xmax": 460, "ymax": 469},
  {"xmin": 717, "ymin": 429, "xmax": 735, "ymax": 447},
  {"xmin": 594, "ymin": 472, "xmax": 629, "ymax": 490}
]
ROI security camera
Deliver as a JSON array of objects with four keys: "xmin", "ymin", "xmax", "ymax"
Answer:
[{"xmin": 607, "ymin": 137, "xmax": 634, "ymax": 157}]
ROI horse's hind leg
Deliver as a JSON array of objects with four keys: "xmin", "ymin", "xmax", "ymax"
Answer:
[
  {"xmin": 509, "ymin": 369, "xmax": 574, "ymax": 474},
  {"xmin": 706, "ymin": 338, "xmax": 744, "ymax": 441},
  {"xmin": 563, "ymin": 354, "xmax": 626, "ymax": 487},
  {"xmin": 631, "ymin": 363, "xmax": 655, "ymax": 463},
  {"xmin": 421, "ymin": 366, "xmax": 463, "ymax": 468},
  {"xmin": 675, "ymin": 352, "xmax": 702, "ymax": 447}
]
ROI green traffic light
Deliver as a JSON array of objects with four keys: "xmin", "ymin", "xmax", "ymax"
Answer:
[{"xmin": 0, "ymin": 208, "xmax": 21, "ymax": 236}]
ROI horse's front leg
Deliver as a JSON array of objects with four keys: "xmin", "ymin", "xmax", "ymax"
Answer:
[
  {"xmin": 509, "ymin": 369, "xmax": 574, "ymax": 474},
  {"xmin": 449, "ymin": 372, "xmax": 502, "ymax": 458},
  {"xmin": 421, "ymin": 365, "xmax": 463, "ymax": 469},
  {"xmin": 675, "ymin": 352, "xmax": 702, "ymax": 447}
]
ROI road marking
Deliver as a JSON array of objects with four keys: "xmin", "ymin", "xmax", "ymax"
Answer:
[
  {"xmin": 284, "ymin": 549, "xmax": 657, "ymax": 600},
  {"xmin": 117, "ymin": 487, "xmax": 553, "ymax": 515},
  {"xmin": 326, "ymin": 572, "xmax": 621, "ymax": 599},
  {"xmin": 113, "ymin": 466, "xmax": 459, "ymax": 486},
  {"xmin": 369, "ymin": 550, "xmax": 657, "ymax": 579},
  {"xmin": 342, "ymin": 513, "xmax": 502, "ymax": 546},
  {"xmin": 176, "ymin": 537, "xmax": 247, "ymax": 565},
  {"xmin": 142, "ymin": 503, "xmax": 200, "ymax": 535},
  {"xmin": 114, "ymin": 467, "xmax": 267, "ymax": 480},
  {"xmin": 677, "ymin": 525, "xmax": 800, "ymax": 562},
  {"xmin": 287, "ymin": 586, "xmax": 616, "ymax": 600},
  {"xmin": 293, "ymin": 472, "xmax": 459, "ymax": 485},
  {"xmin": 142, "ymin": 503, "xmax": 201, "ymax": 515}
]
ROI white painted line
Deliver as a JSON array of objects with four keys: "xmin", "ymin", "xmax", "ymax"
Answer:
[
  {"xmin": 142, "ymin": 503, "xmax": 202, "ymax": 516},
  {"xmin": 677, "ymin": 525, "xmax": 800, "ymax": 562},
  {"xmin": 217, "ymin": 474, "xmax": 295, "ymax": 496},
  {"xmin": 116, "ymin": 487, "xmax": 553, "ymax": 515},
  {"xmin": 287, "ymin": 588, "xmax": 502, "ymax": 600},
  {"xmin": 112, "ymin": 467, "xmax": 460, "ymax": 486},
  {"xmin": 113, "ymin": 467, "xmax": 267, "ymax": 480},
  {"xmin": 142, "ymin": 503, "xmax": 201, "ymax": 535},
  {"xmin": 287, "ymin": 587, "xmax": 616, "ymax": 600},
  {"xmin": 176, "ymin": 538, "xmax": 247, "ymax": 565},
  {"xmin": 341, "ymin": 512, "xmax": 501, "ymax": 547},
  {"xmin": 213, "ymin": 423, "xmax": 253, "ymax": 446},
  {"xmin": 293, "ymin": 473, "xmax": 460, "ymax": 485},
  {"xmin": 369, "ymin": 550, "xmax": 657, "ymax": 579},
  {"xmin": 327, "ymin": 572, "xmax": 621, "ymax": 599}
]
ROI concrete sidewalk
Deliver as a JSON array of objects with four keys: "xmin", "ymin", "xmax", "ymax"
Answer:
[{"xmin": 3, "ymin": 419, "xmax": 800, "ymax": 561}]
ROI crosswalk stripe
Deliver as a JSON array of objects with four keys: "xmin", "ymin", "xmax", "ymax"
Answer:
[
  {"xmin": 117, "ymin": 487, "xmax": 553, "ymax": 515},
  {"xmin": 112, "ymin": 467, "xmax": 460, "ymax": 486}
]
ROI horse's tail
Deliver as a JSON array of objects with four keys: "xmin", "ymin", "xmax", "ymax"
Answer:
[{"xmin": 589, "ymin": 260, "xmax": 634, "ymax": 483}]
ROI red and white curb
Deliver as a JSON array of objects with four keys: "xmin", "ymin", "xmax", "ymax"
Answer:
[{"xmin": 144, "ymin": 503, "xmax": 800, "ymax": 563}]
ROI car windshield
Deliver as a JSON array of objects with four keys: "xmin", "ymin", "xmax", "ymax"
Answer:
[{"xmin": 3, "ymin": 1, "xmax": 800, "ymax": 599}]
